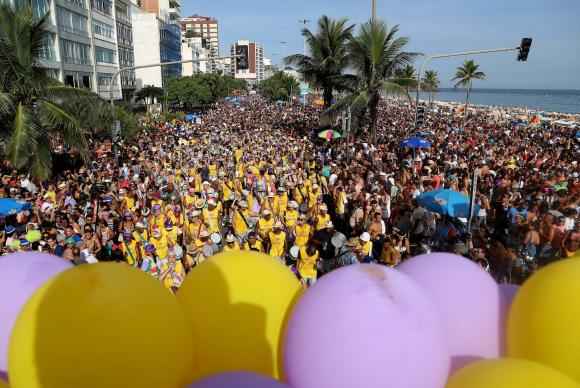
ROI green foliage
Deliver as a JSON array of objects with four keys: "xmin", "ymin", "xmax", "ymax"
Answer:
[
  {"xmin": 165, "ymin": 74, "xmax": 247, "ymax": 109},
  {"xmin": 330, "ymin": 19, "xmax": 418, "ymax": 142},
  {"xmin": 452, "ymin": 60, "xmax": 486, "ymax": 89},
  {"xmin": 422, "ymin": 70, "xmax": 440, "ymax": 105},
  {"xmin": 258, "ymin": 71, "xmax": 300, "ymax": 102},
  {"xmin": 285, "ymin": 15, "xmax": 354, "ymax": 108},
  {"xmin": 135, "ymin": 85, "xmax": 164, "ymax": 104}
]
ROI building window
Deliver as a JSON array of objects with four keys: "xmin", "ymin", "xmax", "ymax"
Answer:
[
  {"xmin": 93, "ymin": 20, "xmax": 114, "ymax": 38},
  {"xmin": 38, "ymin": 33, "xmax": 56, "ymax": 61},
  {"xmin": 56, "ymin": 6, "xmax": 88, "ymax": 35},
  {"xmin": 115, "ymin": 2, "xmax": 129, "ymax": 21},
  {"xmin": 95, "ymin": 47, "xmax": 116, "ymax": 64},
  {"xmin": 60, "ymin": 39, "xmax": 91, "ymax": 64},
  {"xmin": 116, "ymin": 23, "xmax": 132, "ymax": 46},
  {"xmin": 32, "ymin": 0, "xmax": 50, "ymax": 19},
  {"xmin": 97, "ymin": 73, "xmax": 117, "ymax": 88},
  {"xmin": 91, "ymin": 0, "xmax": 112, "ymax": 16},
  {"xmin": 63, "ymin": 0, "xmax": 86, "ymax": 9},
  {"xmin": 64, "ymin": 71, "xmax": 92, "ymax": 89}
]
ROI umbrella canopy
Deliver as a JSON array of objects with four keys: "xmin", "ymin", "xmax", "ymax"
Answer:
[
  {"xmin": 400, "ymin": 137, "xmax": 432, "ymax": 149},
  {"xmin": 417, "ymin": 189, "xmax": 477, "ymax": 218},
  {"xmin": 318, "ymin": 130, "xmax": 342, "ymax": 141},
  {"xmin": 0, "ymin": 198, "xmax": 31, "ymax": 216}
]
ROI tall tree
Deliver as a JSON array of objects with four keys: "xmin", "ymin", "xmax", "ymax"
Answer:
[
  {"xmin": 338, "ymin": 20, "xmax": 417, "ymax": 143},
  {"xmin": 394, "ymin": 64, "xmax": 417, "ymax": 101},
  {"xmin": 452, "ymin": 60, "xmax": 486, "ymax": 128},
  {"xmin": 258, "ymin": 71, "xmax": 300, "ymax": 102},
  {"xmin": 285, "ymin": 15, "xmax": 354, "ymax": 108},
  {"xmin": 0, "ymin": 3, "xmax": 95, "ymax": 178},
  {"xmin": 135, "ymin": 85, "xmax": 164, "ymax": 105},
  {"xmin": 422, "ymin": 70, "xmax": 440, "ymax": 106}
]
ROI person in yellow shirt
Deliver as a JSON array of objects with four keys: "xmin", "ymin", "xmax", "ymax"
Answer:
[
  {"xmin": 294, "ymin": 182, "xmax": 307, "ymax": 206},
  {"xmin": 159, "ymin": 253, "xmax": 185, "ymax": 292},
  {"xmin": 298, "ymin": 244, "xmax": 319, "ymax": 287},
  {"xmin": 133, "ymin": 222, "xmax": 149, "ymax": 256},
  {"xmin": 243, "ymin": 232, "xmax": 264, "ymax": 252},
  {"xmin": 203, "ymin": 199, "xmax": 222, "ymax": 234},
  {"xmin": 208, "ymin": 162, "xmax": 218, "ymax": 178},
  {"xmin": 294, "ymin": 214, "xmax": 311, "ymax": 248},
  {"xmin": 257, "ymin": 209, "xmax": 274, "ymax": 239},
  {"xmin": 185, "ymin": 210, "xmax": 205, "ymax": 242},
  {"xmin": 308, "ymin": 183, "xmax": 321, "ymax": 210},
  {"xmin": 274, "ymin": 187, "xmax": 288, "ymax": 216},
  {"xmin": 232, "ymin": 200, "xmax": 251, "ymax": 238},
  {"xmin": 121, "ymin": 231, "xmax": 140, "ymax": 266},
  {"xmin": 150, "ymin": 227, "xmax": 169, "ymax": 260},
  {"xmin": 268, "ymin": 221, "xmax": 286, "ymax": 259},
  {"xmin": 315, "ymin": 204, "xmax": 331, "ymax": 231},
  {"xmin": 358, "ymin": 232, "xmax": 373, "ymax": 262},
  {"xmin": 284, "ymin": 201, "xmax": 299, "ymax": 230},
  {"xmin": 234, "ymin": 147, "xmax": 243, "ymax": 164},
  {"xmin": 223, "ymin": 234, "xmax": 241, "ymax": 252},
  {"xmin": 164, "ymin": 220, "xmax": 178, "ymax": 246}
]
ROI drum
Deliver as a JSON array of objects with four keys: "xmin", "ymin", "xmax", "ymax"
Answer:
[
  {"xmin": 210, "ymin": 232, "xmax": 222, "ymax": 245},
  {"xmin": 289, "ymin": 245, "xmax": 300, "ymax": 261}
]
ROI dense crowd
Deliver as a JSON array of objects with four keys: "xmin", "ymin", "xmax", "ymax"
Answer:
[{"xmin": 1, "ymin": 96, "xmax": 578, "ymax": 290}]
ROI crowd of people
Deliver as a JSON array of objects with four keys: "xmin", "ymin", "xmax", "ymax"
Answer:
[{"xmin": 1, "ymin": 96, "xmax": 578, "ymax": 291}]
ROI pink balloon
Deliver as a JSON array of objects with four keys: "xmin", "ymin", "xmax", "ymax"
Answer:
[
  {"xmin": 283, "ymin": 264, "xmax": 449, "ymax": 388},
  {"xmin": 498, "ymin": 283, "xmax": 519, "ymax": 354},
  {"xmin": 398, "ymin": 253, "xmax": 501, "ymax": 372},
  {"xmin": 0, "ymin": 252, "xmax": 72, "ymax": 374}
]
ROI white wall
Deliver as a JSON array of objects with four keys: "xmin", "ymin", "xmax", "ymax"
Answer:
[{"xmin": 132, "ymin": 11, "xmax": 162, "ymax": 88}]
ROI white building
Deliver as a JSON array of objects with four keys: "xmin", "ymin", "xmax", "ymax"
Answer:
[
  {"xmin": 131, "ymin": 0, "xmax": 181, "ymax": 88},
  {"xmin": 181, "ymin": 35, "xmax": 210, "ymax": 75},
  {"xmin": 179, "ymin": 15, "xmax": 219, "ymax": 73},
  {"xmin": 230, "ymin": 40, "xmax": 265, "ymax": 86}
]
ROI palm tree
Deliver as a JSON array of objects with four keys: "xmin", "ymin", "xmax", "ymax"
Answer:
[
  {"xmin": 452, "ymin": 60, "xmax": 486, "ymax": 128},
  {"xmin": 135, "ymin": 85, "xmax": 164, "ymax": 105},
  {"xmin": 422, "ymin": 70, "xmax": 440, "ymax": 106},
  {"xmin": 285, "ymin": 15, "xmax": 354, "ymax": 108},
  {"xmin": 337, "ymin": 20, "xmax": 417, "ymax": 143},
  {"xmin": 0, "ymin": 3, "xmax": 98, "ymax": 178},
  {"xmin": 394, "ymin": 64, "xmax": 417, "ymax": 100}
]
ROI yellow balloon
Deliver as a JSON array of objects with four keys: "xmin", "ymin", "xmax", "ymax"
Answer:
[
  {"xmin": 8, "ymin": 263, "xmax": 194, "ymax": 388},
  {"xmin": 447, "ymin": 358, "xmax": 580, "ymax": 388},
  {"xmin": 507, "ymin": 259, "xmax": 580, "ymax": 382},
  {"xmin": 177, "ymin": 251, "xmax": 302, "ymax": 380}
]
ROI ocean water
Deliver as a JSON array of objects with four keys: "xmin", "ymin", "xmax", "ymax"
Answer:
[{"xmin": 418, "ymin": 88, "xmax": 580, "ymax": 114}]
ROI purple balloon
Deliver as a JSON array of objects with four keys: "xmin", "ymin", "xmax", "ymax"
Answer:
[
  {"xmin": 398, "ymin": 253, "xmax": 501, "ymax": 372},
  {"xmin": 188, "ymin": 372, "xmax": 289, "ymax": 388},
  {"xmin": 498, "ymin": 283, "xmax": 519, "ymax": 355},
  {"xmin": 283, "ymin": 264, "xmax": 449, "ymax": 388},
  {"xmin": 0, "ymin": 252, "xmax": 72, "ymax": 373}
]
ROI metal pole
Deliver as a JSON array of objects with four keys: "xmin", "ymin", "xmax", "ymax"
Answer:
[
  {"xmin": 108, "ymin": 55, "xmax": 239, "ymax": 164},
  {"xmin": 371, "ymin": 0, "xmax": 377, "ymax": 22},
  {"xmin": 299, "ymin": 19, "xmax": 310, "ymax": 108},
  {"xmin": 413, "ymin": 46, "xmax": 521, "ymax": 132},
  {"xmin": 467, "ymin": 169, "xmax": 479, "ymax": 233}
]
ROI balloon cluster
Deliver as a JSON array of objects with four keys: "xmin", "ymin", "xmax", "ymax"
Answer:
[{"xmin": 1, "ymin": 250, "xmax": 580, "ymax": 388}]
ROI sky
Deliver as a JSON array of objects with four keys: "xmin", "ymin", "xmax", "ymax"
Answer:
[{"xmin": 182, "ymin": 0, "xmax": 580, "ymax": 90}]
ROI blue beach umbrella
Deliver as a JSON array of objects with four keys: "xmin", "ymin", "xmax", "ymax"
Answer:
[
  {"xmin": 400, "ymin": 137, "xmax": 432, "ymax": 149},
  {"xmin": 0, "ymin": 198, "xmax": 31, "ymax": 217},
  {"xmin": 416, "ymin": 189, "xmax": 478, "ymax": 219}
]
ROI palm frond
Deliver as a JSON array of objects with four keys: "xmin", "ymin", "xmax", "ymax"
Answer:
[
  {"xmin": 7, "ymin": 102, "xmax": 38, "ymax": 168},
  {"xmin": 38, "ymin": 100, "xmax": 89, "ymax": 159},
  {"xmin": 0, "ymin": 91, "xmax": 13, "ymax": 115},
  {"xmin": 30, "ymin": 135, "xmax": 52, "ymax": 180}
]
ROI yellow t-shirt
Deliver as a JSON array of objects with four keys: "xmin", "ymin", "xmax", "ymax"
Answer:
[
  {"xmin": 316, "ymin": 213, "xmax": 331, "ymax": 231},
  {"xmin": 150, "ymin": 232, "xmax": 169, "ymax": 259},
  {"xmin": 295, "ymin": 223, "xmax": 311, "ymax": 247},
  {"xmin": 235, "ymin": 148, "xmax": 243, "ymax": 163},
  {"xmin": 257, "ymin": 217, "xmax": 274, "ymax": 237},
  {"xmin": 336, "ymin": 191, "xmax": 347, "ymax": 215},
  {"xmin": 122, "ymin": 240, "xmax": 139, "ymax": 265},
  {"xmin": 233, "ymin": 209, "xmax": 250, "ymax": 236},
  {"xmin": 160, "ymin": 261, "xmax": 185, "ymax": 290},
  {"xmin": 285, "ymin": 210, "xmax": 299, "ymax": 228},
  {"xmin": 223, "ymin": 242, "xmax": 241, "ymax": 252},
  {"xmin": 268, "ymin": 231, "xmax": 286, "ymax": 257},
  {"xmin": 243, "ymin": 240, "xmax": 264, "ymax": 252},
  {"xmin": 298, "ymin": 247, "xmax": 319, "ymax": 278},
  {"xmin": 208, "ymin": 163, "xmax": 218, "ymax": 177},
  {"xmin": 203, "ymin": 207, "xmax": 221, "ymax": 233},
  {"xmin": 308, "ymin": 190, "xmax": 320, "ymax": 209}
]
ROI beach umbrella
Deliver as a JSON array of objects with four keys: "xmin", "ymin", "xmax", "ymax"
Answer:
[
  {"xmin": 0, "ymin": 198, "xmax": 31, "ymax": 217},
  {"xmin": 400, "ymin": 137, "xmax": 432, "ymax": 149},
  {"xmin": 417, "ymin": 189, "xmax": 477, "ymax": 219},
  {"xmin": 318, "ymin": 129, "xmax": 342, "ymax": 141}
]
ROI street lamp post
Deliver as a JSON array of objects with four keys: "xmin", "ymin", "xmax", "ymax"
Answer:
[
  {"xmin": 371, "ymin": 0, "xmax": 377, "ymax": 22},
  {"xmin": 108, "ymin": 55, "xmax": 239, "ymax": 165},
  {"xmin": 413, "ymin": 43, "xmax": 529, "ymax": 131}
]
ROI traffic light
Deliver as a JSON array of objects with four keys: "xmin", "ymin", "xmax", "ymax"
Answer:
[
  {"xmin": 518, "ymin": 38, "xmax": 532, "ymax": 62},
  {"xmin": 416, "ymin": 106, "xmax": 425, "ymax": 129},
  {"xmin": 235, "ymin": 44, "xmax": 249, "ymax": 70}
]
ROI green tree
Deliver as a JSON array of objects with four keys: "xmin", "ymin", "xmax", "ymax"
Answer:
[
  {"xmin": 258, "ymin": 71, "xmax": 300, "ymax": 102},
  {"xmin": 285, "ymin": 15, "xmax": 354, "ymax": 108},
  {"xmin": 166, "ymin": 76, "xmax": 212, "ymax": 109},
  {"xmin": 394, "ymin": 64, "xmax": 417, "ymax": 101},
  {"xmin": 135, "ymin": 85, "xmax": 164, "ymax": 105},
  {"xmin": 0, "ymin": 3, "xmax": 99, "ymax": 178},
  {"xmin": 452, "ymin": 60, "xmax": 486, "ymax": 127},
  {"xmin": 334, "ymin": 20, "xmax": 417, "ymax": 143},
  {"xmin": 422, "ymin": 70, "xmax": 440, "ymax": 106}
]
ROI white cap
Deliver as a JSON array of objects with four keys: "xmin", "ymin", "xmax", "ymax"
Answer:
[
  {"xmin": 225, "ymin": 234, "xmax": 236, "ymax": 243},
  {"xmin": 263, "ymin": 209, "xmax": 272, "ymax": 215},
  {"xmin": 360, "ymin": 232, "xmax": 371, "ymax": 242},
  {"xmin": 288, "ymin": 201, "xmax": 298, "ymax": 209}
]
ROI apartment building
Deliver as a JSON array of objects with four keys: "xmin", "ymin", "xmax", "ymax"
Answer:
[
  {"xmin": 230, "ymin": 40, "xmax": 265, "ymax": 86},
  {"xmin": 179, "ymin": 15, "xmax": 219, "ymax": 73}
]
